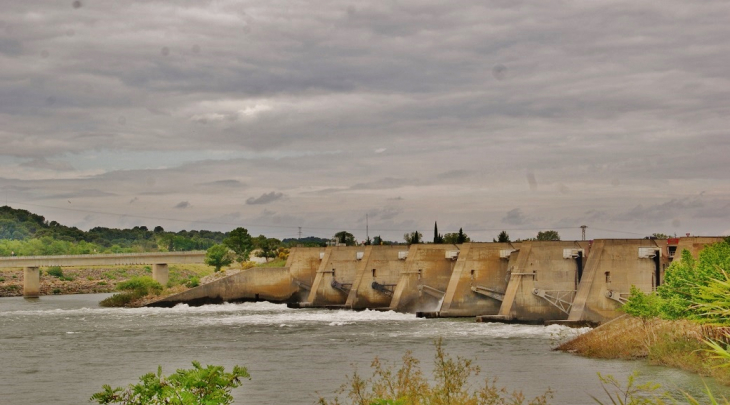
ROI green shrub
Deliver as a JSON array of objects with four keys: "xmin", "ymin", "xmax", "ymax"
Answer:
[
  {"xmin": 622, "ymin": 286, "xmax": 663, "ymax": 320},
  {"xmin": 99, "ymin": 277, "xmax": 163, "ymax": 307},
  {"xmin": 622, "ymin": 241, "xmax": 730, "ymax": 322},
  {"xmin": 185, "ymin": 277, "xmax": 200, "ymax": 288},
  {"xmin": 99, "ymin": 293, "xmax": 136, "ymax": 307},
  {"xmin": 97, "ymin": 281, "xmax": 107, "ymax": 286},
  {"xmin": 90, "ymin": 361, "xmax": 249, "ymax": 405},
  {"xmin": 0, "ymin": 277, "xmax": 5, "ymax": 282},
  {"xmin": 52, "ymin": 288, "xmax": 61, "ymax": 295},
  {"xmin": 116, "ymin": 276, "xmax": 163, "ymax": 295},
  {"xmin": 46, "ymin": 266, "xmax": 64, "ymax": 278}
]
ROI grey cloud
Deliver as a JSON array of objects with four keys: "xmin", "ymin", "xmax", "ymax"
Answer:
[
  {"xmin": 174, "ymin": 201, "xmax": 190, "ymax": 209},
  {"xmin": 20, "ymin": 157, "xmax": 74, "ymax": 171},
  {"xmin": 360, "ymin": 207, "xmax": 403, "ymax": 222},
  {"xmin": 246, "ymin": 191, "xmax": 284, "ymax": 205},
  {"xmin": 350, "ymin": 178, "xmax": 414, "ymax": 190},
  {"xmin": 502, "ymin": 208, "xmax": 528, "ymax": 226},
  {"xmin": 435, "ymin": 170, "xmax": 472, "ymax": 180},
  {"xmin": 40, "ymin": 189, "xmax": 116, "ymax": 200},
  {"xmin": 198, "ymin": 179, "xmax": 246, "ymax": 188},
  {"xmin": 129, "ymin": 197, "xmax": 138, "ymax": 204},
  {"xmin": 622, "ymin": 198, "xmax": 704, "ymax": 223}
]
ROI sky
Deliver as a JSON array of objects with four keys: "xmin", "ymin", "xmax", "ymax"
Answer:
[{"xmin": 1, "ymin": 0, "xmax": 729, "ymax": 242}]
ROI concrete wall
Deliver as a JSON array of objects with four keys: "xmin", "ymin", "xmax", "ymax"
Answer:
[
  {"xmin": 286, "ymin": 247, "xmax": 326, "ymax": 301},
  {"xmin": 305, "ymin": 246, "xmax": 371, "ymax": 307},
  {"xmin": 486, "ymin": 241, "xmax": 590, "ymax": 323},
  {"xmin": 148, "ymin": 267, "xmax": 296, "ymax": 307},
  {"xmin": 565, "ymin": 237, "xmax": 720, "ymax": 324},
  {"xmin": 389, "ymin": 244, "xmax": 461, "ymax": 313},
  {"xmin": 345, "ymin": 245, "xmax": 409, "ymax": 309},
  {"xmin": 669, "ymin": 237, "xmax": 725, "ymax": 264},
  {"xmin": 437, "ymin": 242, "xmax": 520, "ymax": 317}
]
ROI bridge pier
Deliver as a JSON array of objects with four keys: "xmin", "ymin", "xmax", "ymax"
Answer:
[
  {"xmin": 23, "ymin": 267, "xmax": 40, "ymax": 298},
  {"xmin": 153, "ymin": 263, "xmax": 169, "ymax": 286}
]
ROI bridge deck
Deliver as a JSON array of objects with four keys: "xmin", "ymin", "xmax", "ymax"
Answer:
[{"xmin": 0, "ymin": 251, "xmax": 206, "ymax": 268}]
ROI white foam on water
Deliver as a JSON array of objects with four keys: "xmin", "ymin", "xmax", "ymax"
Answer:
[
  {"xmin": 200, "ymin": 308, "xmax": 422, "ymax": 326},
  {"xmin": 387, "ymin": 321, "xmax": 592, "ymax": 340},
  {"xmin": 0, "ymin": 301, "xmax": 289, "ymax": 318}
]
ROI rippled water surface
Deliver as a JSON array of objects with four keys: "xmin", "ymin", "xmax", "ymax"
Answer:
[{"xmin": 1, "ymin": 294, "xmax": 726, "ymax": 404}]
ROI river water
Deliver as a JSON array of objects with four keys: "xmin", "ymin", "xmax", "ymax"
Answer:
[{"xmin": 1, "ymin": 294, "xmax": 727, "ymax": 405}]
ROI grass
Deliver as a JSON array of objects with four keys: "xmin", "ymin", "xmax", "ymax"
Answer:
[
  {"xmin": 255, "ymin": 258, "xmax": 287, "ymax": 268},
  {"xmin": 556, "ymin": 316, "xmax": 730, "ymax": 385}
]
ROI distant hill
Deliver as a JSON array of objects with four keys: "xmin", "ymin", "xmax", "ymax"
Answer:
[{"xmin": 0, "ymin": 205, "xmax": 226, "ymax": 255}]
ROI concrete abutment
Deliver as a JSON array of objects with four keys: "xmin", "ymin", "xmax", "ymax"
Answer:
[{"xmin": 23, "ymin": 266, "xmax": 40, "ymax": 297}]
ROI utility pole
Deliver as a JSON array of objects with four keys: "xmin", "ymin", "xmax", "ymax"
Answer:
[
  {"xmin": 581, "ymin": 225, "xmax": 587, "ymax": 241},
  {"xmin": 298, "ymin": 226, "xmax": 302, "ymax": 241}
]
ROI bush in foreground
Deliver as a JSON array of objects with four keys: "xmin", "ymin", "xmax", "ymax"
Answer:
[
  {"xmin": 318, "ymin": 338, "xmax": 553, "ymax": 405},
  {"xmin": 90, "ymin": 361, "xmax": 249, "ymax": 405}
]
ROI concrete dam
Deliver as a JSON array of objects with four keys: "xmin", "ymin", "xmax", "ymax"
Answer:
[{"xmin": 148, "ymin": 237, "xmax": 724, "ymax": 325}]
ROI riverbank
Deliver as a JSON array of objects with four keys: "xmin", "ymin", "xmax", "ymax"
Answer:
[
  {"xmin": 556, "ymin": 315, "xmax": 730, "ymax": 385},
  {"xmin": 0, "ymin": 264, "xmax": 212, "ymax": 297}
]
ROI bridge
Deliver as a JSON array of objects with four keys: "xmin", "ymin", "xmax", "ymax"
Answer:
[{"xmin": 0, "ymin": 252, "xmax": 206, "ymax": 297}]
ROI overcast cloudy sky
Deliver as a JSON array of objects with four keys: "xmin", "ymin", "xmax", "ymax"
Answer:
[{"xmin": 1, "ymin": 0, "xmax": 728, "ymax": 242}]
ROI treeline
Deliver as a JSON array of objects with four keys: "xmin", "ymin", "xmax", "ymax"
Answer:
[
  {"xmin": 0, "ymin": 206, "xmax": 235, "ymax": 256},
  {"xmin": 0, "ymin": 206, "xmax": 333, "ymax": 257}
]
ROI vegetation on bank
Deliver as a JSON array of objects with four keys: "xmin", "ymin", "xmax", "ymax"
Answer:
[
  {"xmin": 90, "ymin": 362, "xmax": 249, "ymax": 405},
  {"xmin": 91, "ymin": 341, "xmax": 730, "ymax": 405},
  {"xmin": 559, "ymin": 239, "xmax": 730, "ymax": 388},
  {"xmin": 319, "ymin": 339, "xmax": 553, "ymax": 405}
]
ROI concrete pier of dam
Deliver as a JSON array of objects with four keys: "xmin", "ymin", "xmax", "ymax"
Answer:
[
  {"xmin": 389, "ymin": 244, "xmax": 462, "ymax": 313},
  {"xmin": 300, "ymin": 246, "xmax": 374, "ymax": 308},
  {"xmin": 477, "ymin": 241, "xmax": 590, "ymax": 324},
  {"xmin": 345, "ymin": 245, "xmax": 410, "ymax": 310},
  {"xmin": 420, "ymin": 242, "xmax": 521, "ymax": 318},
  {"xmin": 554, "ymin": 237, "xmax": 725, "ymax": 326},
  {"xmin": 286, "ymin": 247, "xmax": 326, "ymax": 302}
]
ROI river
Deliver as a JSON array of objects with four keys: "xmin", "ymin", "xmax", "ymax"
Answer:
[{"xmin": 0, "ymin": 294, "xmax": 726, "ymax": 404}]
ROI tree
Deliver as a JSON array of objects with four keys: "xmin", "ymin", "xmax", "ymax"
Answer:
[
  {"xmin": 90, "ymin": 361, "xmax": 249, "ymax": 405},
  {"xmin": 647, "ymin": 233, "xmax": 670, "ymax": 240},
  {"xmin": 536, "ymin": 230, "xmax": 560, "ymax": 241},
  {"xmin": 444, "ymin": 229, "xmax": 470, "ymax": 244},
  {"xmin": 223, "ymin": 227, "xmax": 253, "ymax": 262},
  {"xmin": 205, "ymin": 244, "xmax": 234, "ymax": 272},
  {"xmin": 433, "ymin": 222, "xmax": 444, "ymax": 244},
  {"xmin": 254, "ymin": 235, "xmax": 281, "ymax": 262},
  {"xmin": 404, "ymin": 231, "xmax": 422, "ymax": 245},
  {"xmin": 334, "ymin": 231, "xmax": 356, "ymax": 246},
  {"xmin": 494, "ymin": 230, "xmax": 510, "ymax": 243},
  {"xmin": 373, "ymin": 235, "xmax": 383, "ymax": 245}
]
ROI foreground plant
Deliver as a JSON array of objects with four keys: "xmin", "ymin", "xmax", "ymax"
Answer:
[
  {"xmin": 90, "ymin": 361, "xmax": 249, "ymax": 405},
  {"xmin": 319, "ymin": 338, "xmax": 553, "ymax": 405}
]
